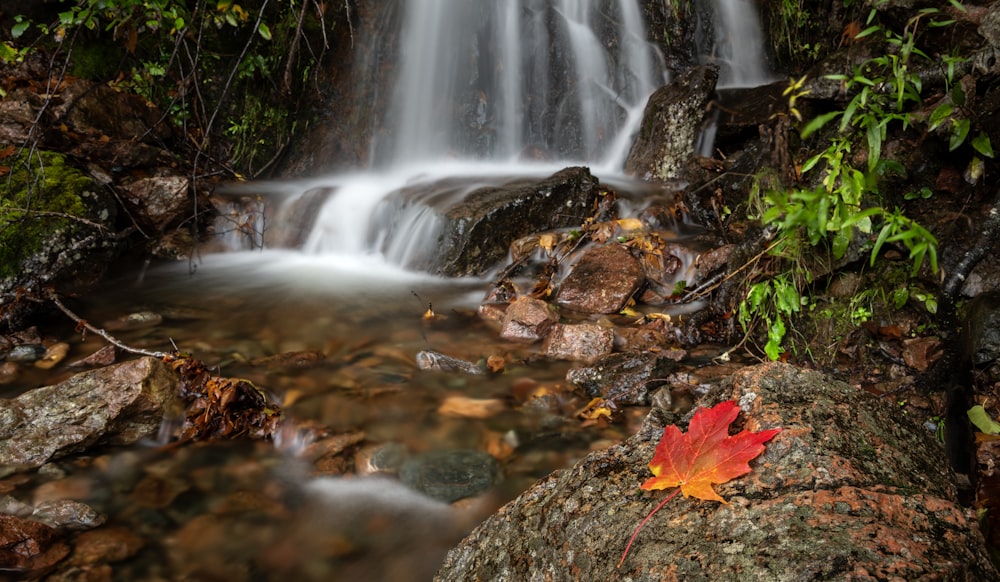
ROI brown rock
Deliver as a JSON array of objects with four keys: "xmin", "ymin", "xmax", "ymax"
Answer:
[
  {"xmin": 70, "ymin": 527, "xmax": 144, "ymax": 566},
  {"xmin": 556, "ymin": 244, "xmax": 645, "ymax": 314},
  {"xmin": 613, "ymin": 326, "xmax": 668, "ymax": 352},
  {"xmin": 0, "ymin": 514, "xmax": 70, "ymax": 572},
  {"xmin": 542, "ymin": 323, "xmax": 614, "ymax": 363},
  {"xmin": 499, "ymin": 296, "xmax": 558, "ymax": 343},
  {"xmin": 119, "ymin": 174, "xmax": 190, "ymax": 232}
]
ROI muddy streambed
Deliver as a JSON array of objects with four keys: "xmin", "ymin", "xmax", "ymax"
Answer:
[{"xmin": 2, "ymin": 247, "xmax": 743, "ymax": 580}]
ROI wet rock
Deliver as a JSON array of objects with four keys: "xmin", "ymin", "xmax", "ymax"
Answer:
[
  {"xmin": 119, "ymin": 173, "xmax": 190, "ymax": 232},
  {"xmin": 555, "ymin": 244, "xmax": 645, "ymax": 314},
  {"xmin": 0, "ymin": 151, "xmax": 119, "ymax": 328},
  {"xmin": 566, "ymin": 352, "xmax": 678, "ymax": 406},
  {"xmin": 436, "ymin": 363, "xmax": 997, "ymax": 581},
  {"xmin": 399, "ymin": 449, "xmax": 501, "ymax": 503},
  {"xmin": 433, "ymin": 167, "xmax": 603, "ymax": 276},
  {"xmin": 0, "ymin": 357, "xmax": 179, "ymax": 468},
  {"xmin": 416, "ymin": 350, "xmax": 483, "ymax": 375},
  {"xmin": 31, "ymin": 499, "xmax": 106, "ymax": 531},
  {"xmin": 6, "ymin": 344, "xmax": 46, "ymax": 362},
  {"xmin": 69, "ymin": 526, "xmax": 145, "ymax": 566},
  {"xmin": 624, "ymin": 65, "xmax": 719, "ymax": 182},
  {"xmin": 499, "ymin": 296, "xmax": 558, "ymax": 343},
  {"xmin": 542, "ymin": 323, "xmax": 614, "ymax": 363},
  {"xmin": 612, "ymin": 326, "xmax": 669, "ymax": 352},
  {"xmin": 0, "ymin": 514, "xmax": 70, "ymax": 573}
]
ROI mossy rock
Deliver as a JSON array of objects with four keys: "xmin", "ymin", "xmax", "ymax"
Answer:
[{"xmin": 0, "ymin": 149, "xmax": 118, "ymax": 302}]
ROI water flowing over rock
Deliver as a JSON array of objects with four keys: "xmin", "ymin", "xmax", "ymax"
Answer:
[
  {"xmin": 0, "ymin": 357, "xmax": 179, "ymax": 469},
  {"xmin": 433, "ymin": 167, "xmax": 603, "ymax": 276},
  {"xmin": 625, "ymin": 65, "xmax": 719, "ymax": 182},
  {"xmin": 436, "ymin": 363, "xmax": 997, "ymax": 581},
  {"xmin": 378, "ymin": 0, "xmax": 664, "ymax": 166}
]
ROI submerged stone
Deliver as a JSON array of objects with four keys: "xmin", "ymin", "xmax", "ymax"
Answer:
[
  {"xmin": 399, "ymin": 449, "xmax": 500, "ymax": 503},
  {"xmin": 416, "ymin": 350, "xmax": 483, "ymax": 375}
]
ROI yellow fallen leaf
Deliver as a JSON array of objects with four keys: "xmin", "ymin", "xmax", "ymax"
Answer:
[
  {"xmin": 538, "ymin": 233, "xmax": 558, "ymax": 252},
  {"xmin": 616, "ymin": 217, "xmax": 644, "ymax": 232},
  {"xmin": 438, "ymin": 395, "xmax": 506, "ymax": 419}
]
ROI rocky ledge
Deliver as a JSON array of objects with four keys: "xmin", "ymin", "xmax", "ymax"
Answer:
[{"xmin": 436, "ymin": 363, "xmax": 997, "ymax": 581}]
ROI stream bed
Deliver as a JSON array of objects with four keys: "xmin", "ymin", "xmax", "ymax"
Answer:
[{"xmin": 2, "ymin": 246, "xmax": 744, "ymax": 580}]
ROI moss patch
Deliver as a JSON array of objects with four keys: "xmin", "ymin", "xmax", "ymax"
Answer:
[{"xmin": 0, "ymin": 150, "xmax": 109, "ymax": 281}]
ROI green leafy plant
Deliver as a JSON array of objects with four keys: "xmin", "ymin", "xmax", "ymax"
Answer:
[
  {"xmin": 7, "ymin": 0, "xmax": 335, "ymax": 178},
  {"xmin": 742, "ymin": 6, "xmax": 960, "ymax": 360},
  {"xmin": 738, "ymin": 273, "xmax": 804, "ymax": 360}
]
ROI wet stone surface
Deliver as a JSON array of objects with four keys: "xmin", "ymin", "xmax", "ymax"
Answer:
[{"xmin": 399, "ymin": 449, "xmax": 502, "ymax": 503}]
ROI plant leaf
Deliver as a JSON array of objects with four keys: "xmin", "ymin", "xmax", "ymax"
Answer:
[
  {"xmin": 620, "ymin": 401, "xmax": 781, "ymax": 567},
  {"xmin": 969, "ymin": 405, "xmax": 1000, "ymax": 435},
  {"xmin": 641, "ymin": 400, "xmax": 782, "ymax": 502}
]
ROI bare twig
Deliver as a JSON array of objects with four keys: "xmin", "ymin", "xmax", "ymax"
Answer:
[{"xmin": 46, "ymin": 291, "xmax": 169, "ymax": 359}]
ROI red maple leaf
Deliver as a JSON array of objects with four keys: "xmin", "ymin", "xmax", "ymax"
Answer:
[{"xmin": 619, "ymin": 400, "xmax": 781, "ymax": 567}]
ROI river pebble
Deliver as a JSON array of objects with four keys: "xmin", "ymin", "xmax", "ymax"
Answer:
[{"xmin": 399, "ymin": 449, "xmax": 500, "ymax": 503}]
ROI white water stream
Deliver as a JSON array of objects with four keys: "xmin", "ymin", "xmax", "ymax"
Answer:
[
  {"xmin": 220, "ymin": 0, "xmax": 668, "ymax": 275},
  {"xmin": 712, "ymin": 0, "xmax": 775, "ymax": 88}
]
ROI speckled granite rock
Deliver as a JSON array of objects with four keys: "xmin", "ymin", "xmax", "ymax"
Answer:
[
  {"xmin": 0, "ymin": 357, "xmax": 179, "ymax": 469},
  {"xmin": 436, "ymin": 363, "xmax": 997, "ymax": 581}
]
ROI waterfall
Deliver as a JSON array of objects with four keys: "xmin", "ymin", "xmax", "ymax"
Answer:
[
  {"xmin": 383, "ymin": 0, "xmax": 665, "ymax": 168},
  {"xmin": 227, "ymin": 0, "xmax": 776, "ymax": 272},
  {"xmin": 711, "ymin": 0, "xmax": 774, "ymax": 88}
]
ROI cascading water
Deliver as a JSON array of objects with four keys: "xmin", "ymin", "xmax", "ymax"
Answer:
[
  {"xmin": 385, "ymin": 0, "xmax": 664, "ymax": 167},
  {"xmin": 711, "ymin": 0, "xmax": 775, "ymax": 88},
  {"xmin": 257, "ymin": 0, "xmax": 668, "ymax": 270},
  {"xmin": 697, "ymin": 0, "xmax": 776, "ymax": 156}
]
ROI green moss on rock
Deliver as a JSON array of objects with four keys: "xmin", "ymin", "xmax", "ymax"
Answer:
[{"xmin": 0, "ymin": 150, "xmax": 116, "ymax": 286}]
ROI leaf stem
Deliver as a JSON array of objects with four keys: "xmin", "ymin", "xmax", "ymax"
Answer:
[{"xmin": 618, "ymin": 487, "xmax": 681, "ymax": 569}]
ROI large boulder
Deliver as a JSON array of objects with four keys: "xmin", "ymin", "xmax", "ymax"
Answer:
[
  {"xmin": 436, "ymin": 363, "xmax": 997, "ymax": 581},
  {"xmin": 0, "ymin": 357, "xmax": 180, "ymax": 469},
  {"xmin": 624, "ymin": 65, "xmax": 719, "ymax": 182}
]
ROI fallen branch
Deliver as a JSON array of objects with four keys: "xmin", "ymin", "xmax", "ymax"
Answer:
[{"xmin": 46, "ymin": 290, "xmax": 169, "ymax": 359}]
